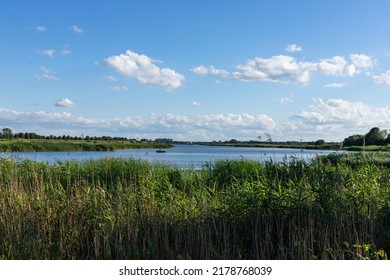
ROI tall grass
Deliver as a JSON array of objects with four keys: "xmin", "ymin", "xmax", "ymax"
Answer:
[{"xmin": 0, "ymin": 156, "xmax": 389, "ymax": 259}]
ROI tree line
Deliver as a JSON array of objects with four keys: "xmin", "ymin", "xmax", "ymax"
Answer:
[
  {"xmin": 0, "ymin": 128, "xmax": 137, "ymax": 142},
  {"xmin": 343, "ymin": 127, "xmax": 390, "ymax": 147}
]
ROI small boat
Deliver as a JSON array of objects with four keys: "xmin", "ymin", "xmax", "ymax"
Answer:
[{"xmin": 156, "ymin": 149, "xmax": 166, "ymax": 153}]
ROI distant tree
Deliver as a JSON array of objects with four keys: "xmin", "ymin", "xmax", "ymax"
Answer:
[
  {"xmin": 314, "ymin": 139, "xmax": 325, "ymax": 146},
  {"xmin": 365, "ymin": 127, "xmax": 385, "ymax": 146},
  {"xmin": 154, "ymin": 138, "xmax": 173, "ymax": 143},
  {"xmin": 2, "ymin": 128, "xmax": 13, "ymax": 139},
  {"xmin": 343, "ymin": 134, "xmax": 364, "ymax": 146}
]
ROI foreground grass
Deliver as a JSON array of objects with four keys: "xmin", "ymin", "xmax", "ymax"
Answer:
[
  {"xmin": 0, "ymin": 156, "xmax": 389, "ymax": 259},
  {"xmin": 0, "ymin": 139, "xmax": 171, "ymax": 152}
]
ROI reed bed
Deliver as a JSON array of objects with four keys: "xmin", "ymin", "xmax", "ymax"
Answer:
[{"xmin": 0, "ymin": 155, "xmax": 389, "ymax": 260}]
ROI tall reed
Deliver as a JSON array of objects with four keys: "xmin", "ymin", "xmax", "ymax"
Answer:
[{"xmin": 0, "ymin": 155, "xmax": 389, "ymax": 259}]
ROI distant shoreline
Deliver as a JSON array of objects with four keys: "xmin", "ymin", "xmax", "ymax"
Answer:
[
  {"xmin": 193, "ymin": 142, "xmax": 342, "ymax": 150},
  {"xmin": 0, "ymin": 139, "xmax": 172, "ymax": 152}
]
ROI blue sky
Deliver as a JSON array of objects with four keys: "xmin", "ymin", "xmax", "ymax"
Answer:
[{"xmin": 2, "ymin": 0, "xmax": 390, "ymax": 141}]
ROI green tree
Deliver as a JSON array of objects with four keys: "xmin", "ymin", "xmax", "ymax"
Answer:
[
  {"xmin": 365, "ymin": 127, "xmax": 385, "ymax": 146},
  {"xmin": 343, "ymin": 134, "xmax": 364, "ymax": 147},
  {"xmin": 2, "ymin": 128, "xmax": 13, "ymax": 139},
  {"xmin": 314, "ymin": 139, "xmax": 325, "ymax": 146}
]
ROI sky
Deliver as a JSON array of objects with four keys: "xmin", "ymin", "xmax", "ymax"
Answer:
[{"xmin": 2, "ymin": 0, "xmax": 390, "ymax": 142}]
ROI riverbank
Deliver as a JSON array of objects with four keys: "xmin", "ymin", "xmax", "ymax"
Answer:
[
  {"xmin": 0, "ymin": 155, "xmax": 389, "ymax": 260},
  {"xmin": 195, "ymin": 141, "xmax": 342, "ymax": 150},
  {"xmin": 0, "ymin": 139, "xmax": 172, "ymax": 152}
]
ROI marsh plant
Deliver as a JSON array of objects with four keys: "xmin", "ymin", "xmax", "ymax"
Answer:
[{"xmin": 0, "ymin": 155, "xmax": 389, "ymax": 259}]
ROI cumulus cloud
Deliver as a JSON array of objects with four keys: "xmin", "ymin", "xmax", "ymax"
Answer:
[
  {"xmin": 3, "ymin": 98, "xmax": 389, "ymax": 141},
  {"xmin": 286, "ymin": 44, "xmax": 302, "ymax": 53},
  {"xmin": 35, "ymin": 67, "xmax": 59, "ymax": 82},
  {"xmin": 105, "ymin": 50, "xmax": 185, "ymax": 91},
  {"xmin": 285, "ymin": 98, "xmax": 390, "ymax": 140},
  {"xmin": 202, "ymin": 55, "xmax": 315, "ymax": 84},
  {"xmin": 55, "ymin": 98, "xmax": 75, "ymax": 108},
  {"xmin": 0, "ymin": 108, "xmax": 109, "ymax": 135},
  {"xmin": 293, "ymin": 98, "xmax": 390, "ymax": 129},
  {"xmin": 192, "ymin": 101, "xmax": 201, "ymax": 107},
  {"xmin": 191, "ymin": 65, "xmax": 209, "ymax": 75},
  {"xmin": 317, "ymin": 56, "xmax": 350, "ymax": 76},
  {"xmin": 194, "ymin": 53, "xmax": 375, "ymax": 85},
  {"xmin": 0, "ymin": 107, "xmax": 277, "ymax": 141},
  {"xmin": 350, "ymin": 54, "xmax": 374, "ymax": 69},
  {"xmin": 373, "ymin": 70, "xmax": 390, "ymax": 85}
]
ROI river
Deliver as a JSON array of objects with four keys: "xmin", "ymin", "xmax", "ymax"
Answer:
[{"xmin": 0, "ymin": 144, "xmax": 342, "ymax": 168}]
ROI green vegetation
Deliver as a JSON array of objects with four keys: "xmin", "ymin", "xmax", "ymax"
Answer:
[
  {"xmin": 343, "ymin": 127, "xmax": 390, "ymax": 147},
  {"xmin": 321, "ymin": 150, "xmax": 390, "ymax": 167},
  {"xmin": 0, "ymin": 156, "xmax": 389, "ymax": 260},
  {"xmin": 0, "ymin": 127, "xmax": 172, "ymax": 152},
  {"xmin": 199, "ymin": 141, "xmax": 341, "ymax": 150},
  {"xmin": 0, "ymin": 139, "xmax": 171, "ymax": 152}
]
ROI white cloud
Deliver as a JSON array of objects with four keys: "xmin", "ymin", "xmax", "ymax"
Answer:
[
  {"xmin": 0, "ymin": 108, "xmax": 110, "ymax": 137},
  {"xmin": 105, "ymin": 50, "xmax": 185, "ymax": 91},
  {"xmin": 286, "ymin": 44, "xmax": 302, "ymax": 53},
  {"xmin": 350, "ymin": 54, "xmax": 374, "ymax": 69},
  {"xmin": 284, "ymin": 98, "xmax": 390, "ymax": 141},
  {"xmin": 279, "ymin": 97, "xmax": 293, "ymax": 104},
  {"xmin": 0, "ymin": 107, "xmax": 277, "ymax": 141},
  {"xmin": 293, "ymin": 98, "xmax": 390, "ymax": 128},
  {"xmin": 35, "ymin": 67, "xmax": 59, "ymax": 82},
  {"xmin": 102, "ymin": 75, "xmax": 117, "ymax": 81},
  {"xmin": 192, "ymin": 101, "xmax": 201, "ymax": 107},
  {"xmin": 205, "ymin": 55, "xmax": 315, "ymax": 84},
  {"xmin": 317, "ymin": 56, "xmax": 349, "ymax": 76},
  {"xmin": 191, "ymin": 65, "xmax": 209, "ymax": 75},
  {"xmin": 37, "ymin": 49, "xmax": 56, "ymax": 58},
  {"xmin": 316, "ymin": 54, "xmax": 374, "ymax": 77},
  {"xmin": 110, "ymin": 86, "xmax": 129, "ymax": 92},
  {"xmin": 71, "ymin": 25, "xmax": 84, "ymax": 34},
  {"xmin": 3, "ymin": 98, "xmax": 389, "ymax": 142},
  {"xmin": 324, "ymin": 83, "xmax": 346, "ymax": 88},
  {"xmin": 373, "ymin": 70, "xmax": 390, "ymax": 85},
  {"xmin": 55, "ymin": 98, "xmax": 75, "ymax": 108},
  {"xmin": 194, "ymin": 53, "xmax": 375, "ymax": 85},
  {"xmin": 36, "ymin": 26, "xmax": 46, "ymax": 32}
]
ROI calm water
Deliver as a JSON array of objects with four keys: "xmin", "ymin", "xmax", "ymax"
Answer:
[{"xmin": 0, "ymin": 144, "xmax": 342, "ymax": 168}]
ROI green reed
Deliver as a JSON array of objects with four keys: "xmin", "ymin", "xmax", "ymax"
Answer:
[{"xmin": 0, "ymin": 155, "xmax": 389, "ymax": 259}]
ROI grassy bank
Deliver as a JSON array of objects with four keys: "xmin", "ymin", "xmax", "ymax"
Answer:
[
  {"xmin": 200, "ymin": 142, "xmax": 341, "ymax": 150},
  {"xmin": 343, "ymin": 145, "xmax": 390, "ymax": 152},
  {"xmin": 0, "ymin": 156, "xmax": 389, "ymax": 260},
  {"xmin": 0, "ymin": 139, "xmax": 171, "ymax": 152}
]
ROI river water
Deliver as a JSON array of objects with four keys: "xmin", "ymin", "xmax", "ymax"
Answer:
[{"xmin": 0, "ymin": 144, "xmax": 342, "ymax": 168}]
